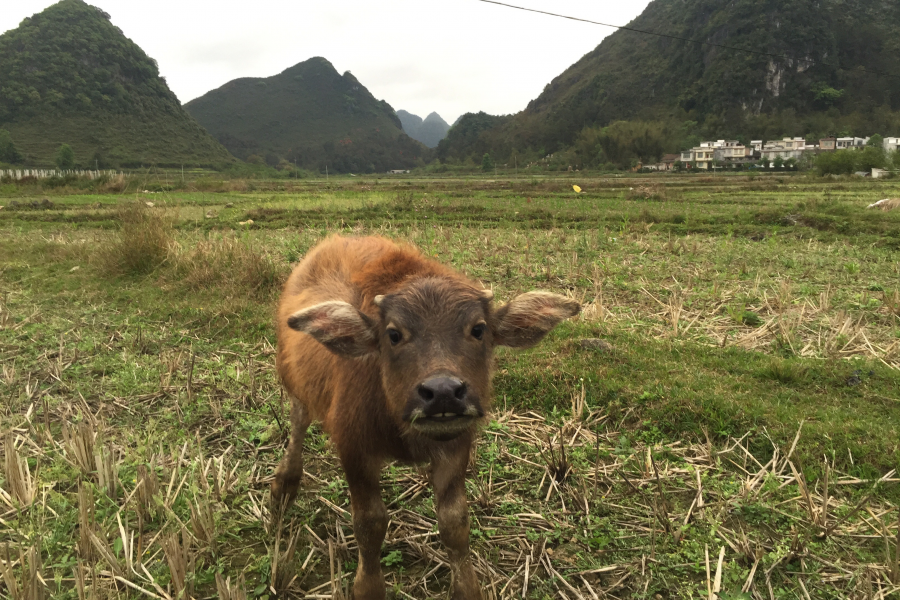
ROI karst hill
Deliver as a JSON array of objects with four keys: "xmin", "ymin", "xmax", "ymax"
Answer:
[
  {"xmin": 0, "ymin": 0, "xmax": 233, "ymax": 168},
  {"xmin": 185, "ymin": 57, "xmax": 428, "ymax": 173},
  {"xmin": 440, "ymin": 0, "xmax": 900, "ymax": 162}
]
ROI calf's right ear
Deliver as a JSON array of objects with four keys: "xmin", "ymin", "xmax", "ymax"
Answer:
[
  {"xmin": 287, "ymin": 301, "xmax": 378, "ymax": 357},
  {"xmin": 493, "ymin": 291, "xmax": 580, "ymax": 348}
]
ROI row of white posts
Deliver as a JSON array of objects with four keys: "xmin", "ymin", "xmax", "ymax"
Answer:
[{"xmin": 0, "ymin": 169, "xmax": 123, "ymax": 180}]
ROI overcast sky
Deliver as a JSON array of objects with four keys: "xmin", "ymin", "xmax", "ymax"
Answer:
[{"xmin": 2, "ymin": 0, "xmax": 651, "ymax": 124}]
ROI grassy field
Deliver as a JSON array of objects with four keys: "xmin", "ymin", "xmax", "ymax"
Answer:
[{"xmin": 1, "ymin": 172, "xmax": 899, "ymax": 599}]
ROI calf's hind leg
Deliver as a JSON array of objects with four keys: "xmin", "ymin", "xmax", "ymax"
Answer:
[{"xmin": 271, "ymin": 398, "xmax": 312, "ymax": 505}]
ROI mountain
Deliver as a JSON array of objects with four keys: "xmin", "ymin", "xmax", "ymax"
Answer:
[
  {"xmin": 436, "ymin": 112, "xmax": 512, "ymax": 162},
  {"xmin": 442, "ymin": 0, "xmax": 900, "ymax": 162},
  {"xmin": 397, "ymin": 110, "xmax": 450, "ymax": 148},
  {"xmin": 0, "ymin": 0, "xmax": 233, "ymax": 168},
  {"xmin": 185, "ymin": 58, "xmax": 428, "ymax": 173}
]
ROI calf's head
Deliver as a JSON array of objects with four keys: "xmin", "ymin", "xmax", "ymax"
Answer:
[{"xmin": 287, "ymin": 278, "xmax": 579, "ymax": 441}]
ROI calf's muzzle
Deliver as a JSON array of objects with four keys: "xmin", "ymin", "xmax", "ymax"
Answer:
[{"xmin": 405, "ymin": 376, "xmax": 484, "ymax": 440}]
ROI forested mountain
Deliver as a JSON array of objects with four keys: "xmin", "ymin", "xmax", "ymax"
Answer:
[
  {"xmin": 397, "ymin": 110, "xmax": 451, "ymax": 148},
  {"xmin": 185, "ymin": 58, "xmax": 428, "ymax": 173},
  {"xmin": 436, "ymin": 112, "xmax": 512, "ymax": 162},
  {"xmin": 0, "ymin": 0, "xmax": 233, "ymax": 168},
  {"xmin": 441, "ymin": 0, "xmax": 900, "ymax": 165}
]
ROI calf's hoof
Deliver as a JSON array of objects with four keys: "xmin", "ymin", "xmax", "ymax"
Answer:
[
  {"xmin": 270, "ymin": 476, "xmax": 300, "ymax": 509},
  {"xmin": 350, "ymin": 575, "xmax": 386, "ymax": 600},
  {"xmin": 451, "ymin": 564, "xmax": 483, "ymax": 600}
]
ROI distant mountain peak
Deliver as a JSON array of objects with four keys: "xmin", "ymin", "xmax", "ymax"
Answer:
[{"xmin": 398, "ymin": 110, "xmax": 450, "ymax": 148}]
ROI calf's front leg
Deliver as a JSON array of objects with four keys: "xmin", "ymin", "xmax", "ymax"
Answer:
[
  {"xmin": 343, "ymin": 458, "xmax": 388, "ymax": 600},
  {"xmin": 432, "ymin": 447, "xmax": 483, "ymax": 600}
]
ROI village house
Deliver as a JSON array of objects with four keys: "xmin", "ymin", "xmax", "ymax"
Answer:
[
  {"xmin": 685, "ymin": 147, "xmax": 715, "ymax": 169},
  {"xmin": 713, "ymin": 140, "xmax": 754, "ymax": 165},
  {"xmin": 760, "ymin": 137, "xmax": 816, "ymax": 163},
  {"xmin": 676, "ymin": 133, "xmax": 897, "ymax": 171},
  {"xmin": 836, "ymin": 137, "xmax": 866, "ymax": 150},
  {"xmin": 646, "ymin": 154, "xmax": 680, "ymax": 171},
  {"xmin": 681, "ymin": 140, "xmax": 754, "ymax": 169}
]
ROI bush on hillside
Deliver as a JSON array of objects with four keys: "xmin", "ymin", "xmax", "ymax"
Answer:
[
  {"xmin": 55, "ymin": 144, "xmax": 75, "ymax": 170},
  {"xmin": 0, "ymin": 129, "xmax": 23, "ymax": 164}
]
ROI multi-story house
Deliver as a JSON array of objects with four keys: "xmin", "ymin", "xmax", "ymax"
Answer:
[
  {"xmin": 680, "ymin": 146, "xmax": 715, "ymax": 169},
  {"xmin": 714, "ymin": 141, "xmax": 754, "ymax": 165},
  {"xmin": 680, "ymin": 149, "xmax": 696, "ymax": 164},
  {"xmin": 883, "ymin": 137, "xmax": 900, "ymax": 153},
  {"xmin": 836, "ymin": 137, "xmax": 866, "ymax": 149},
  {"xmin": 693, "ymin": 147, "xmax": 715, "ymax": 169},
  {"xmin": 760, "ymin": 138, "xmax": 811, "ymax": 163},
  {"xmin": 820, "ymin": 137, "xmax": 837, "ymax": 152}
]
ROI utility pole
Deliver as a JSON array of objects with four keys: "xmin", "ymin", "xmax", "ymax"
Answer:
[{"xmin": 326, "ymin": 164, "xmax": 329, "ymax": 182}]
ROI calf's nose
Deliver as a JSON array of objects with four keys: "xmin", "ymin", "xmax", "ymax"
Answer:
[{"xmin": 417, "ymin": 377, "xmax": 467, "ymax": 404}]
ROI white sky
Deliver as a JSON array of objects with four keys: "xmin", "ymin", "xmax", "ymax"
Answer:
[{"xmin": 1, "ymin": 0, "xmax": 651, "ymax": 124}]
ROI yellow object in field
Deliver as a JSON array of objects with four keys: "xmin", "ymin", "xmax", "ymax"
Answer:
[{"xmin": 573, "ymin": 185, "xmax": 582, "ymax": 194}]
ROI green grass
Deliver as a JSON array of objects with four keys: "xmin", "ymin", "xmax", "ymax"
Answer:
[{"xmin": 1, "ymin": 173, "xmax": 898, "ymax": 599}]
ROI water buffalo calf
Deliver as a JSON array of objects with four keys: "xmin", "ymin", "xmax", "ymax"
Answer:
[{"xmin": 272, "ymin": 235, "xmax": 579, "ymax": 600}]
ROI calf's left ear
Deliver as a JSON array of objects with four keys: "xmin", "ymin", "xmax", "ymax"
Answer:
[
  {"xmin": 287, "ymin": 301, "xmax": 378, "ymax": 357},
  {"xmin": 493, "ymin": 292, "xmax": 580, "ymax": 348}
]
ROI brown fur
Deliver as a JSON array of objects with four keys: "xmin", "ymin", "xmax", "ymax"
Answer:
[{"xmin": 273, "ymin": 235, "xmax": 579, "ymax": 600}]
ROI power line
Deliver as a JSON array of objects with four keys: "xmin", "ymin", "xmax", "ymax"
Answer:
[{"xmin": 476, "ymin": 0, "xmax": 900, "ymax": 81}]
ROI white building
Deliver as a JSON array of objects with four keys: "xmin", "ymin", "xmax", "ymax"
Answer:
[
  {"xmin": 883, "ymin": 137, "xmax": 900, "ymax": 153},
  {"xmin": 836, "ymin": 137, "xmax": 866, "ymax": 150}
]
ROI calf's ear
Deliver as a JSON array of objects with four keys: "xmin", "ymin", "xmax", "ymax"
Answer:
[
  {"xmin": 287, "ymin": 301, "xmax": 378, "ymax": 357},
  {"xmin": 493, "ymin": 292, "xmax": 580, "ymax": 348}
]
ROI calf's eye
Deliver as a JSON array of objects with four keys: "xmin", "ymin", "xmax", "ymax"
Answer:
[
  {"xmin": 471, "ymin": 324, "xmax": 486, "ymax": 340},
  {"xmin": 387, "ymin": 329, "xmax": 402, "ymax": 345}
]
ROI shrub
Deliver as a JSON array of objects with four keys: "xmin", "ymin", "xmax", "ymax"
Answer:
[
  {"xmin": 816, "ymin": 150, "xmax": 857, "ymax": 176},
  {"xmin": 99, "ymin": 203, "xmax": 174, "ymax": 276},
  {"xmin": 0, "ymin": 129, "xmax": 23, "ymax": 163},
  {"xmin": 55, "ymin": 144, "xmax": 75, "ymax": 170},
  {"xmin": 171, "ymin": 235, "xmax": 284, "ymax": 296}
]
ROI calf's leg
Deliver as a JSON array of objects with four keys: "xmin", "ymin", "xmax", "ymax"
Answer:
[
  {"xmin": 271, "ymin": 398, "xmax": 312, "ymax": 505},
  {"xmin": 343, "ymin": 456, "xmax": 388, "ymax": 600},
  {"xmin": 432, "ymin": 447, "xmax": 482, "ymax": 600}
]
